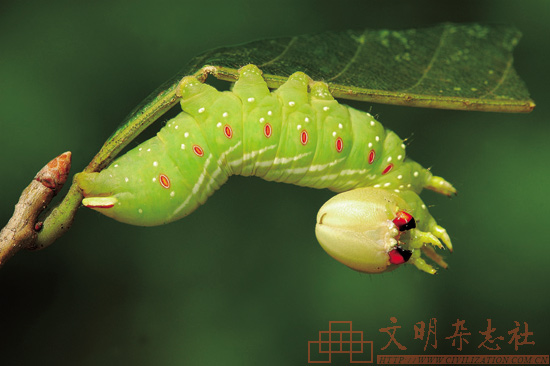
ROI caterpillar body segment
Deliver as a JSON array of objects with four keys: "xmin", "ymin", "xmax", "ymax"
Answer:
[{"xmin": 77, "ymin": 64, "xmax": 455, "ymax": 274}]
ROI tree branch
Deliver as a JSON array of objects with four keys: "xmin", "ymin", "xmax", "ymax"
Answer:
[{"xmin": 0, "ymin": 152, "xmax": 71, "ymax": 266}]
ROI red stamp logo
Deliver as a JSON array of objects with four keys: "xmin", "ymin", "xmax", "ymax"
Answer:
[{"xmin": 308, "ymin": 321, "xmax": 373, "ymax": 364}]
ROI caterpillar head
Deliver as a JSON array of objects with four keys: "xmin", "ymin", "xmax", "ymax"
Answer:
[{"xmin": 315, "ymin": 188, "xmax": 451, "ymax": 274}]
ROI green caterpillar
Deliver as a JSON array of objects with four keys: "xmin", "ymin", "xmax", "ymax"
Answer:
[{"xmin": 77, "ymin": 64, "xmax": 455, "ymax": 274}]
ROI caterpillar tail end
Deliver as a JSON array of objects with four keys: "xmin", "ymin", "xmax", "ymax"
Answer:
[
  {"xmin": 82, "ymin": 196, "xmax": 118, "ymax": 209},
  {"xmin": 76, "ymin": 172, "xmax": 117, "ymax": 209}
]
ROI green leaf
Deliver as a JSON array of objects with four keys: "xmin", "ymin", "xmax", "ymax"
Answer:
[{"xmin": 184, "ymin": 23, "xmax": 534, "ymax": 113}]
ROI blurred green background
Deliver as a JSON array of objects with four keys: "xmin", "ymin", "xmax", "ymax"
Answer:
[{"xmin": 1, "ymin": 0, "xmax": 548, "ymax": 365}]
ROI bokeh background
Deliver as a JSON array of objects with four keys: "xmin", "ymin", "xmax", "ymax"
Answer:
[{"xmin": 1, "ymin": 0, "xmax": 548, "ymax": 365}]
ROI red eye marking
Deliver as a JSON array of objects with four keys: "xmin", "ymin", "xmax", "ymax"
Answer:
[
  {"xmin": 392, "ymin": 211, "xmax": 416, "ymax": 231},
  {"xmin": 193, "ymin": 145, "xmax": 204, "ymax": 157},
  {"xmin": 335, "ymin": 137, "xmax": 343, "ymax": 152},
  {"xmin": 264, "ymin": 123, "xmax": 272, "ymax": 138},
  {"xmin": 368, "ymin": 150, "xmax": 376, "ymax": 164},
  {"xmin": 224, "ymin": 125, "xmax": 233, "ymax": 139},
  {"xmin": 159, "ymin": 174, "xmax": 171, "ymax": 189},
  {"xmin": 382, "ymin": 163, "xmax": 393, "ymax": 175},
  {"xmin": 389, "ymin": 247, "xmax": 412, "ymax": 265},
  {"xmin": 300, "ymin": 130, "xmax": 309, "ymax": 145}
]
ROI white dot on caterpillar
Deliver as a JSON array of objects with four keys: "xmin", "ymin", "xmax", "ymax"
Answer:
[
  {"xmin": 375, "ymin": 136, "xmax": 380, "ymax": 142},
  {"xmin": 374, "ymin": 184, "xmax": 381, "ymax": 188},
  {"xmin": 114, "ymin": 164, "xmax": 119, "ymax": 168},
  {"xmin": 138, "ymin": 148, "xmax": 142, "ymax": 151},
  {"xmin": 216, "ymin": 122, "xmax": 222, "ymax": 128},
  {"xmin": 332, "ymin": 131, "xmax": 337, "ymax": 137},
  {"xmin": 124, "ymin": 177, "xmax": 129, "ymax": 183},
  {"xmin": 184, "ymin": 132, "xmax": 189, "ymax": 138},
  {"xmin": 198, "ymin": 107, "xmax": 205, "ymax": 113},
  {"xmin": 147, "ymin": 148, "xmax": 151, "ymax": 152},
  {"xmin": 387, "ymin": 157, "xmax": 392, "ymax": 162},
  {"xmin": 368, "ymin": 142, "xmax": 373, "ymax": 148},
  {"xmin": 397, "ymin": 175, "xmax": 403, "ymax": 180},
  {"xmin": 181, "ymin": 144, "xmax": 185, "ymax": 150},
  {"xmin": 289, "ymin": 101, "xmax": 295, "ymax": 107},
  {"xmin": 152, "ymin": 177, "xmax": 157, "ymax": 182},
  {"xmin": 153, "ymin": 161, "xmax": 158, "ymax": 167},
  {"xmin": 138, "ymin": 209, "xmax": 143, "ymax": 214},
  {"xmin": 222, "ymin": 112, "xmax": 228, "ymax": 118},
  {"xmin": 305, "ymin": 117, "xmax": 310, "ymax": 122},
  {"xmin": 370, "ymin": 121, "xmax": 375, "ymax": 126},
  {"xmin": 384, "ymin": 182, "xmax": 391, "ymax": 187},
  {"xmin": 175, "ymin": 125, "xmax": 179, "ymax": 129},
  {"xmin": 338, "ymin": 123, "xmax": 343, "ymax": 129},
  {"xmin": 297, "ymin": 125, "xmax": 302, "ymax": 130},
  {"xmin": 397, "ymin": 155, "xmax": 403, "ymax": 160},
  {"xmin": 413, "ymin": 171, "xmax": 419, "ymax": 177},
  {"xmin": 394, "ymin": 189, "xmax": 400, "ymax": 193},
  {"xmin": 401, "ymin": 143, "xmax": 406, "ymax": 149},
  {"xmin": 267, "ymin": 111, "xmax": 272, "ymax": 116},
  {"xmin": 259, "ymin": 117, "xmax": 265, "ymax": 123},
  {"xmin": 407, "ymin": 184, "xmax": 412, "ymax": 188},
  {"xmin": 170, "ymin": 191, "xmax": 175, "ymax": 197},
  {"xmin": 248, "ymin": 97, "xmax": 255, "ymax": 103},
  {"xmin": 323, "ymin": 106, "xmax": 329, "ymax": 111},
  {"xmin": 399, "ymin": 185, "xmax": 405, "ymax": 189},
  {"xmin": 421, "ymin": 204, "xmax": 427, "ymax": 210}
]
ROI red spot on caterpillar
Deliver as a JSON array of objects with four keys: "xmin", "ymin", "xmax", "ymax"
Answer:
[
  {"xmin": 389, "ymin": 249, "xmax": 406, "ymax": 265},
  {"xmin": 159, "ymin": 174, "xmax": 171, "ymax": 189},
  {"xmin": 392, "ymin": 211, "xmax": 416, "ymax": 231},
  {"xmin": 300, "ymin": 130, "xmax": 308, "ymax": 145},
  {"xmin": 335, "ymin": 137, "xmax": 343, "ymax": 152},
  {"xmin": 382, "ymin": 163, "xmax": 393, "ymax": 175},
  {"xmin": 193, "ymin": 145, "xmax": 204, "ymax": 157},
  {"xmin": 389, "ymin": 248, "xmax": 411, "ymax": 265},
  {"xmin": 368, "ymin": 150, "xmax": 375, "ymax": 164},
  {"xmin": 224, "ymin": 125, "xmax": 233, "ymax": 139},
  {"xmin": 264, "ymin": 123, "xmax": 272, "ymax": 138}
]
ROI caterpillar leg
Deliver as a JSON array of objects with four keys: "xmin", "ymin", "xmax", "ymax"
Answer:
[
  {"xmin": 426, "ymin": 175, "xmax": 457, "ymax": 196},
  {"xmin": 315, "ymin": 187, "xmax": 452, "ymax": 274}
]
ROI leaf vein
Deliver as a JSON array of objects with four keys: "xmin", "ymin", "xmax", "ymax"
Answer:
[
  {"xmin": 402, "ymin": 24, "xmax": 449, "ymax": 92},
  {"xmin": 260, "ymin": 36, "xmax": 298, "ymax": 68},
  {"xmin": 328, "ymin": 30, "xmax": 367, "ymax": 81}
]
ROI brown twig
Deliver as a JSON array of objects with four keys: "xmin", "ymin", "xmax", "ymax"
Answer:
[{"xmin": 0, "ymin": 152, "xmax": 71, "ymax": 266}]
